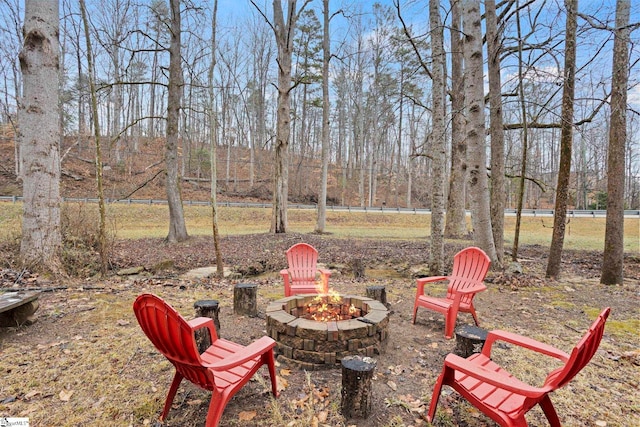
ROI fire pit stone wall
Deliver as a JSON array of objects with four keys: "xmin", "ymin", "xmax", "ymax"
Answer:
[{"xmin": 266, "ymin": 294, "xmax": 389, "ymax": 370}]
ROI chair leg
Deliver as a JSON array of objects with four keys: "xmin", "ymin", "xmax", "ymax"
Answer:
[
  {"xmin": 412, "ymin": 304, "xmax": 418, "ymax": 324},
  {"xmin": 205, "ymin": 390, "xmax": 226, "ymax": 427},
  {"xmin": 444, "ymin": 308, "xmax": 457, "ymax": 339},
  {"xmin": 161, "ymin": 371, "xmax": 183, "ymax": 421},
  {"xmin": 540, "ymin": 395, "xmax": 561, "ymax": 427},
  {"xmin": 426, "ymin": 371, "xmax": 446, "ymax": 423},
  {"xmin": 470, "ymin": 306, "xmax": 480, "ymax": 326},
  {"xmin": 264, "ymin": 350, "xmax": 279, "ymax": 397}
]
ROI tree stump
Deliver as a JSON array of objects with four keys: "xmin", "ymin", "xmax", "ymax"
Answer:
[
  {"xmin": 341, "ymin": 355, "xmax": 376, "ymax": 419},
  {"xmin": 193, "ymin": 300, "xmax": 220, "ymax": 353},
  {"xmin": 454, "ymin": 325, "xmax": 488, "ymax": 358},
  {"xmin": 350, "ymin": 259, "xmax": 365, "ymax": 280},
  {"xmin": 233, "ymin": 283, "xmax": 257, "ymax": 317},
  {"xmin": 366, "ymin": 285, "xmax": 387, "ymax": 307}
]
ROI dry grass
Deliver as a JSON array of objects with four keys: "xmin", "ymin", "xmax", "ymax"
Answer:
[{"xmin": 1, "ymin": 201, "xmax": 638, "ymax": 252}]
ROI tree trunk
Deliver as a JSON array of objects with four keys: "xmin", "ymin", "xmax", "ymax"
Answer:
[
  {"xmin": 486, "ymin": 0, "xmax": 505, "ymax": 266},
  {"xmin": 18, "ymin": 0, "xmax": 62, "ymax": 273},
  {"xmin": 80, "ymin": 0, "xmax": 108, "ymax": 276},
  {"xmin": 601, "ymin": 0, "xmax": 630, "ymax": 285},
  {"xmin": 445, "ymin": 0, "xmax": 467, "ymax": 239},
  {"xmin": 546, "ymin": 0, "xmax": 577, "ymax": 278},
  {"xmin": 165, "ymin": 0, "xmax": 188, "ymax": 243},
  {"xmin": 209, "ymin": 0, "xmax": 223, "ymax": 278},
  {"xmin": 269, "ymin": 0, "xmax": 301, "ymax": 233},
  {"xmin": 429, "ymin": 0, "xmax": 446, "ymax": 275},
  {"xmin": 315, "ymin": 0, "xmax": 330, "ymax": 233},
  {"xmin": 462, "ymin": 0, "xmax": 497, "ymax": 263}
]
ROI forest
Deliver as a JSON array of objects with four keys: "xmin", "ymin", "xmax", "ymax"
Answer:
[{"xmin": 1, "ymin": 0, "xmax": 638, "ymax": 280}]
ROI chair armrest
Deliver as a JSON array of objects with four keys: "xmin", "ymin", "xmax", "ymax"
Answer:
[
  {"xmin": 318, "ymin": 268, "xmax": 331, "ymax": 277},
  {"xmin": 188, "ymin": 317, "xmax": 218, "ymax": 341},
  {"xmin": 416, "ymin": 276, "xmax": 448, "ymax": 294},
  {"xmin": 457, "ymin": 283, "xmax": 487, "ymax": 294},
  {"xmin": 416, "ymin": 276, "xmax": 448, "ymax": 285},
  {"xmin": 482, "ymin": 330, "xmax": 570, "ymax": 362},
  {"xmin": 443, "ymin": 353, "xmax": 548, "ymax": 398},
  {"xmin": 280, "ymin": 269, "xmax": 289, "ymax": 277},
  {"xmin": 205, "ymin": 336, "xmax": 276, "ymax": 371}
]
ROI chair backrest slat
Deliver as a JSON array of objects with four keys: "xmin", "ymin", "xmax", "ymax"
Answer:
[
  {"xmin": 447, "ymin": 247, "xmax": 491, "ymax": 302},
  {"xmin": 287, "ymin": 243, "xmax": 319, "ymax": 281},
  {"xmin": 134, "ymin": 294, "xmax": 213, "ymax": 388},
  {"xmin": 544, "ymin": 307, "xmax": 610, "ymax": 389}
]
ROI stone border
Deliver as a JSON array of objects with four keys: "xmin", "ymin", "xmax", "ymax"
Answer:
[{"xmin": 266, "ymin": 294, "xmax": 389, "ymax": 370}]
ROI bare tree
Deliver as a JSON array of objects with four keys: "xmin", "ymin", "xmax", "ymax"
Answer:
[
  {"xmin": 601, "ymin": 0, "xmax": 631, "ymax": 285},
  {"xmin": 79, "ymin": 0, "xmax": 108, "ymax": 275},
  {"xmin": 429, "ymin": 0, "xmax": 446, "ymax": 275},
  {"xmin": 166, "ymin": 0, "xmax": 188, "ymax": 242},
  {"xmin": 486, "ymin": 0, "xmax": 505, "ymax": 266},
  {"xmin": 209, "ymin": 0, "xmax": 223, "ymax": 278},
  {"xmin": 315, "ymin": 0, "xmax": 330, "ymax": 233},
  {"xmin": 18, "ymin": 0, "xmax": 62, "ymax": 273},
  {"xmin": 462, "ymin": 0, "xmax": 498, "ymax": 263},
  {"xmin": 546, "ymin": 0, "xmax": 577, "ymax": 278},
  {"xmin": 252, "ymin": 0, "xmax": 312, "ymax": 233},
  {"xmin": 445, "ymin": 0, "xmax": 467, "ymax": 239}
]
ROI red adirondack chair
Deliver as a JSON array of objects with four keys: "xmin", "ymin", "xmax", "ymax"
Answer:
[
  {"xmin": 133, "ymin": 293, "xmax": 279, "ymax": 427},
  {"xmin": 280, "ymin": 243, "xmax": 331, "ymax": 297},
  {"xmin": 412, "ymin": 247, "xmax": 491, "ymax": 338},
  {"xmin": 427, "ymin": 307, "xmax": 611, "ymax": 427}
]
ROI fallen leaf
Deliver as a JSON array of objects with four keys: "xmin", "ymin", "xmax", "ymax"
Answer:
[
  {"xmin": 317, "ymin": 410, "xmax": 328, "ymax": 422},
  {"xmin": 59, "ymin": 389, "xmax": 74, "ymax": 402},
  {"xmin": 238, "ymin": 410, "xmax": 256, "ymax": 421},
  {"xmin": 116, "ymin": 319, "xmax": 130, "ymax": 326},
  {"xmin": 277, "ymin": 375, "xmax": 289, "ymax": 392},
  {"xmin": 310, "ymin": 416, "xmax": 319, "ymax": 427},
  {"xmin": 431, "ymin": 342, "xmax": 438, "ymax": 348},
  {"xmin": 24, "ymin": 390, "xmax": 41, "ymax": 400},
  {"xmin": 387, "ymin": 381, "xmax": 397, "ymax": 391},
  {"xmin": 186, "ymin": 399, "xmax": 203, "ymax": 406},
  {"xmin": 595, "ymin": 421, "xmax": 607, "ymax": 427},
  {"xmin": 280, "ymin": 368, "xmax": 291, "ymax": 376}
]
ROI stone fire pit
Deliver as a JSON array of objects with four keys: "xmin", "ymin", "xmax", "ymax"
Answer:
[{"xmin": 266, "ymin": 294, "xmax": 389, "ymax": 370}]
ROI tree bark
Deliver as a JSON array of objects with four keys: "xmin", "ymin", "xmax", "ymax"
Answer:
[
  {"xmin": 546, "ymin": 0, "xmax": 577, "ymax": 278},
  {"xmin": 601, "ymin": 0, "xmax": 630, "ymax": 285},
  {"xmin": 486, "ymin": 0, "xmax": 505, "ymax": 267},
  {"xmin": 429, "ymin": 0, "xmax": 446, "ymax": 275},
  {"xmin": 462, "ymin": 0, "xmax": 498, "ymax": 263},
  {"xmin": 165, "ymin": 0, "xmax": 188, "ymax": 243},
  {"xmin": 18, "ymin": 0, "xmax": 62, "ymax": 273},
  {"xmin": 445, "ymin": 0, "xmax": 468, "ymax": 239}
]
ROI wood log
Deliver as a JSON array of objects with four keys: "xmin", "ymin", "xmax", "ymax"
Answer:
[
  {"xmin": 193, "ymin": 299, "xmax": 220, "ymax": 353},
  {"xmin": 365, "ymin": 285, "xmax": 387, "ymax": 306},
  {"xmin": 454, "ymin": 325, "xmax": 488, "ymax": 358},
  {"xmin": 233, "ymin": 283, "xmax": 257, "ymax": 317},
  {"xmin": 340, "ymin": 355, "xmax": 376, "ymax": 419}
]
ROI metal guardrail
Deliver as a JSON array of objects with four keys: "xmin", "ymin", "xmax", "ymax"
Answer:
[{"xmin": 1, "ymin": 195, "xmax": 638, "ymax": 217}]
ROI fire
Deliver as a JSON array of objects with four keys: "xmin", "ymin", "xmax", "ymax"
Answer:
[{"xmin": 305, "ymin": 290, "xmax": 359, "ymax": 322}]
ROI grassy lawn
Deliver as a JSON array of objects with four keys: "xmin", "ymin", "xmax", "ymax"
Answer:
[{"xmin": 1, "ymin": 201, "xmax": 637, "ymax": 252}]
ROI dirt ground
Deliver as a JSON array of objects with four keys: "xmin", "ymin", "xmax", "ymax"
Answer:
[{"xmin": 0, "ymin": 234, "xmax": 638, "ymax": 427}]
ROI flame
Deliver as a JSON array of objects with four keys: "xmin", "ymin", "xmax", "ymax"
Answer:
[{"xmin": 306, "ymin": 291, "xmax": 358, "ymax": 322}]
